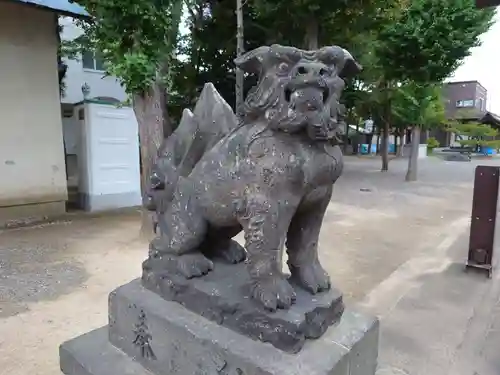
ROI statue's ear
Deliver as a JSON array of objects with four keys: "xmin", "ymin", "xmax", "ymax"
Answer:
[
  {"xmin": 234, "ymin": 46, "xmax": 270, "ymax": 75},
  {"xmin": 338, "ymin": 49, "xmax": 362, "ymax": 79},
  {"xmin": 315, "ymin": 46, "xmax": 362, "ymax": 78}
]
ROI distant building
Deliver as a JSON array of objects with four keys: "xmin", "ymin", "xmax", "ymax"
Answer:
[
  {"xmin": 0, "ymin": 0, "xmax": 87, "ymax": 227},
  {"xmin": 442, "ymin": 80, "xmax": 487, "ymax": 119},
  {"xmin": 432, "ymin": 80, "xmax": 500, "ymax": 147},
  {"xmin": 58, "ymin": 17, "xmax": 141, "ymax": 215},
  {"xmin": 59, "ymin": 17, "xmax": 129, "ymax": 106},
  {"xmin": 475, "ymin": 0, "xmax": 500, "ymax": 8},
  {"xmin": 0, "ymin": 3, "xmax": 141, "ymax": 228}
]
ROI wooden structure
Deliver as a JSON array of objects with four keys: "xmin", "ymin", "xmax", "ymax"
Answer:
[{"xmin": 466, "ymin": 165, "xmax": 500, "ymax": 278}]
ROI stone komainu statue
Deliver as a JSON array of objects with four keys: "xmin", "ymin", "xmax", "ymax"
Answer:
[{"xmin": 144, "ymin": 44, "xmax": 361, "ymax": 311}]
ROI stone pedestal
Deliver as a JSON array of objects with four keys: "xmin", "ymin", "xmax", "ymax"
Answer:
[
  {"xmin": 142, "ymin": 260, "xmax": 345, "ymax": 353},
  {"xmin": 60, "ymin": 279, "xmax": 379, "ymax": 375}
]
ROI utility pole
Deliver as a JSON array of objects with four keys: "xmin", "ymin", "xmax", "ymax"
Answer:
[{"xmin": 235, "ymin": 0, "xmax": 245, "ymax": 115}]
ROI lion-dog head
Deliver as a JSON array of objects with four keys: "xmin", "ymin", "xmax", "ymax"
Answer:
[{"xmin": 235, "ymin": 44, "xmax": 361, "ymax": 141}]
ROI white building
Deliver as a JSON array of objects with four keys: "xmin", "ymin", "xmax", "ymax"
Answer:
[
  {"xmin": 59, "ymin": 17, "xmax": 129, "ymax": 105},
  {"xmin": 58, "ymin": 17, "xmax": 142, "ymax": 215},
  {"xmin": 0, "ymin": 5, "xmax": 141, "ymax": 228}
]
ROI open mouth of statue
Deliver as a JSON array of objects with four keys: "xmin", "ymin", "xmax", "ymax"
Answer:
[{"xmin": 284, "ymin": 86, "xmax": 329, "ymax": 112}]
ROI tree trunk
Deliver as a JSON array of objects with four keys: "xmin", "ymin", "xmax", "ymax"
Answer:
[
  {"xmin": 235, "ymin": 0, "xmax": 245, "ymax": 115},
  {"xmin": 354, "ymin": 122, "xmax": 360, "ymax": 155},
  {"xmin": 305, "ymin": 18, "xmax": 319, "ymax": 50},
  {"xmin": 381, "ymin": 124, "xmax": 389, "ymax": 171},
  {"xmin": 367, "ymin": 134, "xmax": 373, "ymax": 154},
  {"xmin": 397, "ymin": 134, "xmax": 405, "ymax": 157},
  {"xmin": 343, "ymin": 121, "xmax": 349, "ymax": 153},
  {"xmin": 405, "ymin": 126, "xmax": 420, "ymax": 182},
  {"xmin": 133, "ymin": 82, "xmax": 165, "ymax": 237},
  {"xmin": 344, "ymin": 110, "xmax": 353, "ymax": 153},
  {"xmin": 381, "ymin": 81, "xmax": 391, "ymax": 171},
  {"xmin": 159, "ymin": 87, "xmax": 172, "ymax": 136}
]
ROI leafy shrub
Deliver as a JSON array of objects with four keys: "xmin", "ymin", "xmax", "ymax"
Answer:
[{"xmin": 427, "ymin": 137, "xmax": 440, "ymax": 150}]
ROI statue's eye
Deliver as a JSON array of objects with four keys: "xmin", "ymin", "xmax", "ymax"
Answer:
[
  {"xmin": 319, "ymin": 68, "xmax": 331, "ymax": 76},
  {"xmin": 278, "ymin": 62, "xmax": 289, "ymax": 72}
]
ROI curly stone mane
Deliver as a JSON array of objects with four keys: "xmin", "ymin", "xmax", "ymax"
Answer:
[{"xmin": 235, "ymin": 45, "xmax": 360, "ymax": 142}]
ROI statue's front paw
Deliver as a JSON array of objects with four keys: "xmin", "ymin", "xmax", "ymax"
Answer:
[
  {"xmin": 251, "ymin": 276, "xmax": 296, "ymax": 311},
  {"xmin": 177, "ymin": 253, "xmax": 214, "ymax": 279},
  {"xmin": 290, "ymin": 262, "xmax": 331, "ymax": 294}
]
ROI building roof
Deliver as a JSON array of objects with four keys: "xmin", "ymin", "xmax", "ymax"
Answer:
[
  {"xmin": 475, "ymin": 0, "xmax": 500, "ymax": 8},
  {"xmin": 10, "ymin": 0, "xmax": 88, "ymax": 17},
  {"xmin": 454, "ymin": 110, "xmax": 500, "ymax": 127},
  {"xmin": 444, "ymin": 80, "xmax": 487, "ymax": 91},
  {"xmin": 483, "ymin": 111, "xmax": 500, "ymax": 125}
]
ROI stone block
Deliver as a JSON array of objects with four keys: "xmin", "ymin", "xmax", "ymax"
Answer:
[
  {"xmin": 60, "ymin": 327, "xmax": 150, "ymax": 375},
  {"xmin": 105, "ymin": 279, "xmax": 379, "ymax": 375},
  {"xmin": 142, "ymin": 260, "xmax": 344, "ymax": 353}
]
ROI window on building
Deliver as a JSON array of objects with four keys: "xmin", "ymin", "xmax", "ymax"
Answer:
[
  {"xmin": 82, "ymin": 50, "xmax": 106, "ymax": 71},
  {"xmin": 477, "ymin": 98, "xmax": 485, "ymax": 111},
  {"xmin": 456, "ymin": 99, "xmax": 475, "ymax": 108}
]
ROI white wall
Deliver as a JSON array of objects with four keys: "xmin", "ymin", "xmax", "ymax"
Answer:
[
  {"xmin": 77, "ymin": 103, "xmax": 142, "ymax": 211},
  {"xmin": 0, "ymin": 2, "xmax": 67, "ymax": 208},
  {"xmin": 59, "ymin": 17, "xmax": 129, "ymax": 104}
]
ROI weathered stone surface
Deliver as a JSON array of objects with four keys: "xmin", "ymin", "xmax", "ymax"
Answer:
[
  {"xmin": 60, "ymin": 327, "xmax": 150, "ymax": 375},
  {"xmin": 144, "ymin": 82, "xmax": 239, "ymax": 215},
  {"xmin": 142, "ymin": 261, "xmax": 344, "ymax": 353},
  {"xmin": 144, "ymin": 44, "xmax": 362, "ymax": 314},
  {"xmin": 59, "ymin": 44, "xmax": 378, "ymax": 375},
  {"xmin": 105, "ymin": 279, "xmax": 379, "ymax": 375}
]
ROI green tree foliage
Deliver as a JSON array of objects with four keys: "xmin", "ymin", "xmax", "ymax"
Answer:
[
  {"xmin": 71, "ymin": 0, "xmax": 183, "ymax": 95},
  {"xmin": 71, "ymin": 0, "xmax": 183, "ymax": 170},
  {"xmin": 57, "ymin": 24, "xmax": 67, "ymax": 95},
  {"xmin": 377, "ymin": 0, "xmax": 494, "ymax": 83},
  {"xmin": 446, "ymin": 122, "xmax": 500, "ymax": 149},
  {"xmin": 168, "ymin": 0, "xmax": 405, "ymax": 122},
  {"xmin": 70, "ymin": 0, "xmax": 184, "ymax": 234},
  {"xmin": 392, "ymin": 83, "xmax": 446, "ymax": 180},
  {"xmin": 392, "ymin": 84, "xmax": 445, "ymax": 128},
  {"xmin": 373, "ymin": 0, "xmax": 493, "ymax": 180},
  {"xmin": 252, "ymin": 0, "xmax": 402, "ymax": 50},
  {"xmin": 168, "ymin": 1, "xmax": 268, "ymax": 121},
  {"xmin": 426, "ymin": 136, "xmax": 440, "ymax": 152}
]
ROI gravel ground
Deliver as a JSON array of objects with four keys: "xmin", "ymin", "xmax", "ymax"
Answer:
[{"xmin": 0, "ymin": 155, "xmax": 494, "ymax": 375}]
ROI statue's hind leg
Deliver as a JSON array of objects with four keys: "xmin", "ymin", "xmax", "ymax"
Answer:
[
  {"xmin": 201, "ymin": 225, "xmax": 246, "ymax": 264},
  {"xmin": 147, "ymin": 190, "xmax": 213, "ymax": 279}
]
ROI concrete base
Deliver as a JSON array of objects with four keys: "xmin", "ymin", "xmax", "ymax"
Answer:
[
  {"xmin": 79, "ymin": 192, "xmax": 142, "ymax": 212},
  {"xmin": 402, "ymin": 144, "xmax": 428, "ymax": 159},
  {"xmin": 0, "ymin": 200, "xmax": 66, "ymax": 228},
  {"xmin": 60, "ymin": 279, "xmax": 379, "ymax": 375},
  {"xmin": 60, "ymin": 327, "xmax": 149, "ymax": 375}
]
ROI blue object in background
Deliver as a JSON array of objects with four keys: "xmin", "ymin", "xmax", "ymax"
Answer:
[
  {"xmin": 388, "ymin": 143, "xmax": 396, "ymax": 153},
  {"xmin": 481, "ymin": 146, "xmax": 496, "ymax": 155},
  {"xmin": 360, "ymin": 144, "xmax": 381, "ymax": 154}
]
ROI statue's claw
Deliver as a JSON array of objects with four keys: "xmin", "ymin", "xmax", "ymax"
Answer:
[
  {"xmin": 176, "ymin": 253, "xmax": 214, "ymax": 279},
  {"xmin": 290, "ymin": 261, "xmax": 331, "ymax": 294},
  {"xmin": 251, "ymin": 276, "xmax": 296, "ymax": 311}
]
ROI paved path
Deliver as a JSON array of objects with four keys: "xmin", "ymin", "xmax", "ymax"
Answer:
[
  {"xmin": 0, "ymin": 156, "xmax": 498, "ymax": 374},
  {"xmin": 370, "ymin": 227, "xmax": 500, "ymax": 375}
]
